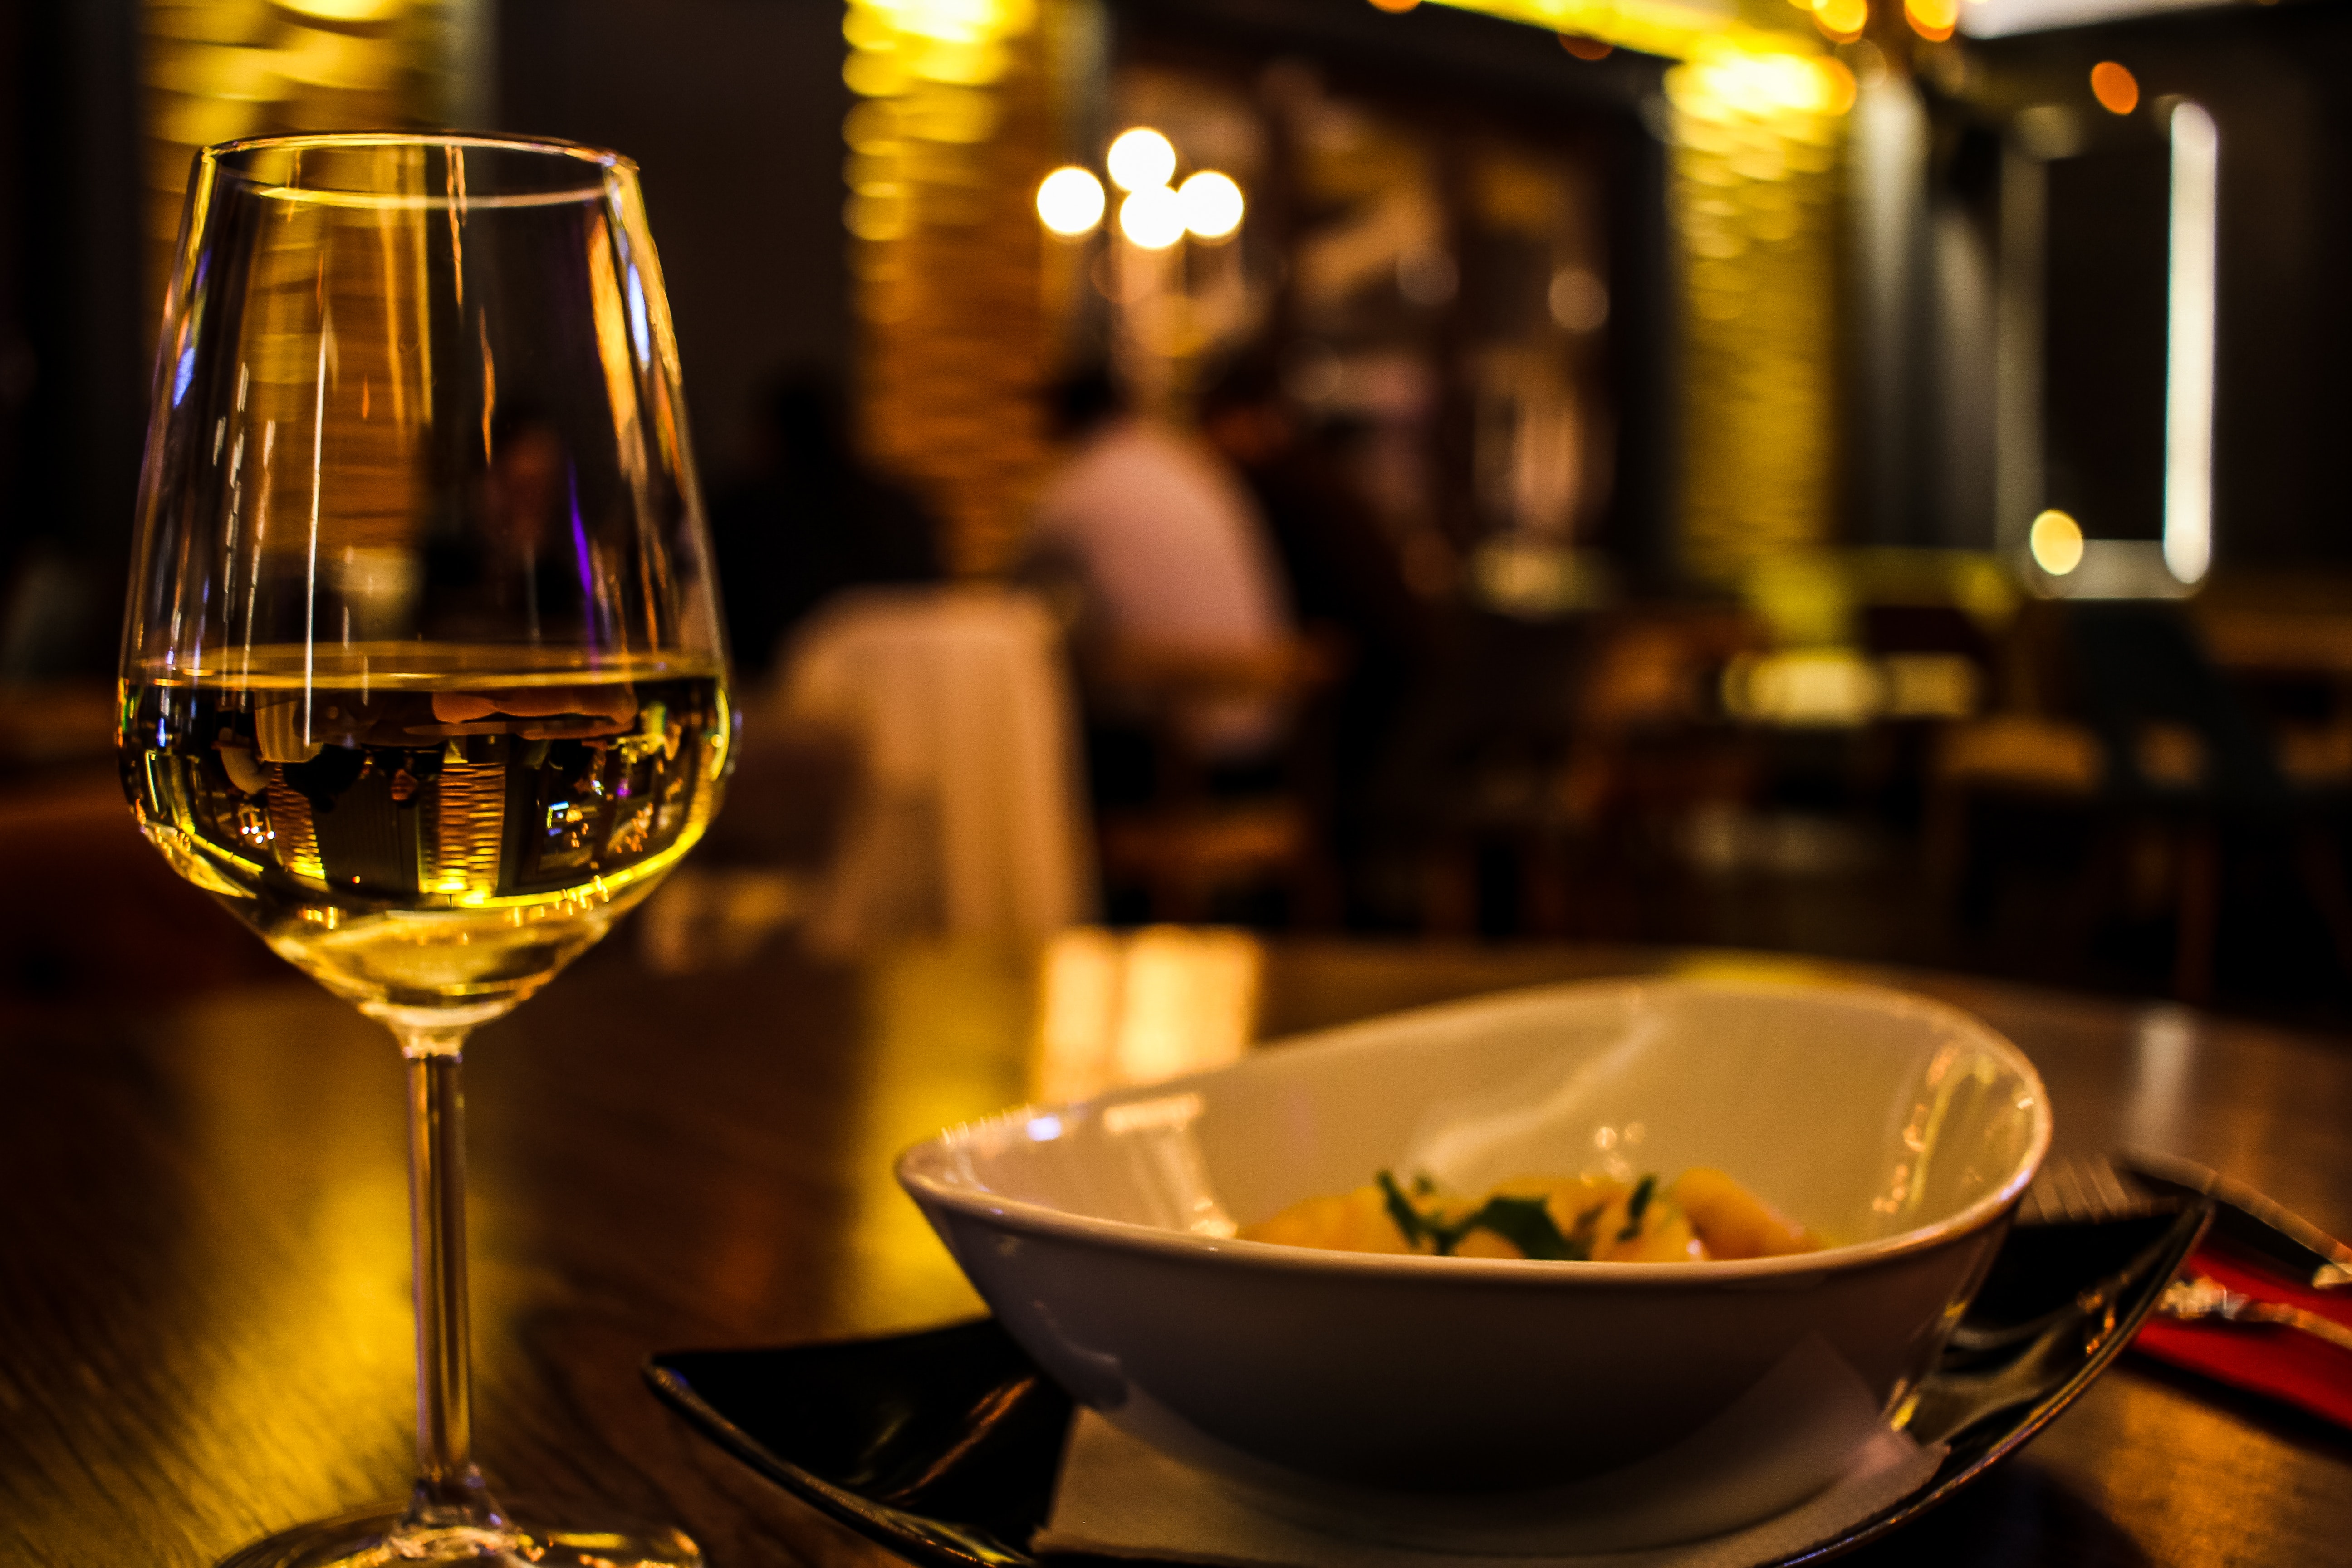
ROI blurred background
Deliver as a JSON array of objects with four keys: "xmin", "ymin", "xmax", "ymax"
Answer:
[{"xmin": 8, "ymin": 0, "xmax": 2352, "ymax": 1025}]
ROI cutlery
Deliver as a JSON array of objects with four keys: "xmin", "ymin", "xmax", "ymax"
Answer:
[
  {"xmin": 2160, "ymin": 1273, "xmax": 2352, "ymax": 1356},
  {"xmin": 2114, "ymin": 1147, "xmax": 2352, "ymax": 1291}
]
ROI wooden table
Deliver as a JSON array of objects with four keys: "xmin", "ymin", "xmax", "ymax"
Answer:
[{"xmin": 3, "ymin": 931, "xmax": 2348, "ymax": 1567}]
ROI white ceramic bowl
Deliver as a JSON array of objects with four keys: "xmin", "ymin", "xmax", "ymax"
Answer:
[{"xmin": 898, "ymin": 977, "xmax": 2048, "ymax": 1547}]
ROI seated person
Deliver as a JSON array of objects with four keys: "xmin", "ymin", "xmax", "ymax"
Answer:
[{"xmin": 1025, "ymin": 368, "xmax": 1294, "ymax": 783}]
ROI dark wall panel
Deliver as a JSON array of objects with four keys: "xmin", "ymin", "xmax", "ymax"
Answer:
[{"xmin": 499, "ymin": 0, "xmax": 853, "ymax": 483}]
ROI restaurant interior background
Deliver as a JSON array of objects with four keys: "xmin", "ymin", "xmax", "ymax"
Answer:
[{"xmin": 8, "ymin": 0, "xmax": 2352, "ymax": 1031}]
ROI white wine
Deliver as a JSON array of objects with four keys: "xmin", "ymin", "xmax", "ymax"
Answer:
[{"xmin": 121, "ymin": 645, "xmax": 731, "ymax": 1024}]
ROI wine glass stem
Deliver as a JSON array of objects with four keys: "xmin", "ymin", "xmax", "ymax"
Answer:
[{"xmin": 398, "ymin": 1024, "xmax": 491, "ymax": 1524}]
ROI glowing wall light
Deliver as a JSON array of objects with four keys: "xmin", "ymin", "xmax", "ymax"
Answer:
[
  {"xmin": 1812, "ymin": 0, "xmax": 1868, "ymax": 43},
  {"xmin": 1665, "ymin": 41, "xmax": 1854, "ymax": 583},
  {"xmin": 1905, "ymin": 0, "xmax": 1959, "ymax": 39},
  {"xmin": 1036, "ymin": 165, "xmax": 1106, "ymax": 236},
  {"xmin": 842, "ymin": 0, "xmax": 1054, "ymax": 575},
  {"xmin": 137, "ymin": 0, "xmax": 485, "ymax": 333},
  {"xmin": 2091, "ymin": 61, "xmax": 2139, "ymax": 116},
  {"xmin": 1107, "ymin": 127, "xmax": 1177, "ymax": 192},
  {"xmin": 2165, "ymin": 102, "xmax": 2218, "ymax": 585},
  {"xmin": 2029, "ymin": 508, "xmax": 2085, "ymax": 575},
  {"xmin": 1118, "ymin": 185, "xmax": 1186, "ymax": 250},
  {"xmin": 1176, "ymin": 171, "xmax": 1244, "ymax": 240}
]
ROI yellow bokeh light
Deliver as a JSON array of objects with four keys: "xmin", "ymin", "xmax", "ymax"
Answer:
[
  {"xmin": 1906, "ymin": 0, "xmax": 1958, "ymax": 38},
  {"xmin": 857, "ymin": 0, "xmax": 1036, "ymax": 47},
  {"xmin": 1813, "ymin": 0, "xmax": 1868, "ymax": 42},
  {"xmin": 1814, "ymin": 56, "xmax": 1857, "ymax": 115},
  {"xmin": 1118, "ymin": 185, "xmax": 1185, "ymax": 249},
  {"xmin": 1671, "ymin": 43, "xmax": 1852, "ymax": 120},
  {"xmin": 1036, "ymin": 165, "xmax": 1106, "ymax": 235},
  {"xmin": 1107, "ymin": 127, "xmax": 1176, "ymax": 192},
  {"xmin": 2030, "ymin": 509, "xmax": 2086, "ymax": 575},
  {"xmin": 1176, "ymin": 170, "xmax": 1244, "ymax": 239}
]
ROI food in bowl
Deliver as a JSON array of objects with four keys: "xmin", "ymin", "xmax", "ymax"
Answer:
[
  {"xmin": 1244, "ymin": 1166, "xmax": 1824, "ymax": 1262},
  {"xmin": 899, "ymin": 976, "xmax": 2048, "ymax": 1547}
]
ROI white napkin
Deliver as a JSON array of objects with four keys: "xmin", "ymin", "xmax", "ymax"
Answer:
[{"xmin": 1031, "ymin": 1411, "xmax": 1947, "ymax": 1568}]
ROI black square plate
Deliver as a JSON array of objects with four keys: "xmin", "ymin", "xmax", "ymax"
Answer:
[{"xmin": 646, "ymin": 1205, "xmax": 2205, "ymax": 1568}]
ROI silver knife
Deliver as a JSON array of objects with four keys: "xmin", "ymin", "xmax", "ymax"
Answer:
[{"xmin": 2117, "ymin": 1146, "xmax": 2352, "ymax": 1291}]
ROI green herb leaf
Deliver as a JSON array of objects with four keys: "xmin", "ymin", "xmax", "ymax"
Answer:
[
  {"xmin": 1618, "ymin": 1174, "xmax": 1657, "ymax": 1242},
  {"xmin": 1461, "ymin": 1193, "xmax": 1585, "ymax": 1261},
  {"xmin": 1377, "ymin": 1169, "xmax": 1430, "ymax": 1249}
]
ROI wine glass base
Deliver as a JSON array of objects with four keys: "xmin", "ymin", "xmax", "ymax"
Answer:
[{"xmin": 216, "ymin": 1502, "xmax": 701, "ymax": 1568}]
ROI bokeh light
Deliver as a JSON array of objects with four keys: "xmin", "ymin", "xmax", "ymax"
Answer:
[
  {"xmin": 1905, "ymin": 0, "xmax": 1957, "ymax": 39},
  {"xmin": 2091, "ymin": 61, "xmax": 2140, "ymax": 116},
  {"xmin": 2030, "ymin": 509, "xmax": 2087, "ymax": 575},
  {"xmin": 1664, "ymin": 38, "xmax": 1851, "ymax": 583},
  {"xmin": 1813, "ymin": 0, "xmax": 1868, "ymax": 43},
  {"xmin": 1036, "ymin": 165, "xmax": 1106, "ymax": 236},
  {"xmin": 1549, "ymin": 267, "xmax": 1610, "ymax": 332},
  {"xmin": 1814, "ymin": 56, "xmax": 1858, "ymax": 116},
  {"xmin": 1118, "ymin": 185, "xmax": 1185, "ymax": 249},
  {"xmin": 1107, "ymin": 127, "xmax": 1176, "ymax": 192},
  {"xmin": 1176, "ymin": 170, "xmax": 1244, "ymax": 240}
]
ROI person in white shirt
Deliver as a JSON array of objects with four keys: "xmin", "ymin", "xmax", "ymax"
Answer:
[
  {"xmin": 1029, "ymin": 368, "xmax": 1291, "ymax": 657},
  {"xmin": 1025, "ymin": 368, "xmax": 1294, "ymax": 772}
]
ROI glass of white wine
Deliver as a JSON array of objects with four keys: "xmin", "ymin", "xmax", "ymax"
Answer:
[{"xmin": 119, "ymin": 134, "xmax": 730, "ymax": 1567}]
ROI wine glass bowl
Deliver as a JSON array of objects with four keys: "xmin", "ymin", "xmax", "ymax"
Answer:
[
  {"xmin": 123, "ymin": 133, "xmax": 728, "ymax": 1035},
  {"xmin": 119, "ymin": 133, "xmax": 728, "ymax": 1566}
]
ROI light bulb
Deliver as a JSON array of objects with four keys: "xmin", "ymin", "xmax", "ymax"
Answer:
[
  {"xmin": 1035, "ymin": 166, "xmax": 1106, "ymax": 236},
  {"xmin": 1107, "ymin": 127, "xmax": 1176, "ymax": 192},
  {"xmin": 2029, "ymin": 509, "xmax": 2086, "ymax": 576},
  {"xmin": 1177, "ymin": 171, "xmax": 1244, "ymax": 240},
  {"xmin": 1119, "ymin": 186, "xmax": 1185, "ymax": 250}
]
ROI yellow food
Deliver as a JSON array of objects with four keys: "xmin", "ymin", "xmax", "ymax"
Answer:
[
  {"xmin": 1240, "ymin": 1166, "xmax": 1823, "ymax": 1263},
  {"xmin": 1671, "ymin": 1166, "xmax": 1822, "ymax": 1259},
  {"xmin": 1242, "ymin": 1185, "xmax": 1421, "ymax": 1254}
]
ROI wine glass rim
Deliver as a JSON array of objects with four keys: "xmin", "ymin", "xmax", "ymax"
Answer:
[{"xmin": 203, "ymin": 132, "xmax": 634, "ymax": 207}]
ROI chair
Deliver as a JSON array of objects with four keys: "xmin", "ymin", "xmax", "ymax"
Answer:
[
  {"xmin": 1393, "ymin": 607, "xmax": 1767, "ymax": 939},
  {"xmin": 1085, "ymin": 636, "xmax": 1342, "ymax": 925},
  {"xmin": 772, "ymin": 586, "xmax": 1095, "ymax": 954},
  {"xmin": 1929, "ymin": 601, "xmax": 2352, "ymax": 1002}
]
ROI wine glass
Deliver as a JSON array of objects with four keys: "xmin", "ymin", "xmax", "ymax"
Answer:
[{"xmin": 119, "ymin": 133, "xmax": 730, "ymax": 1567}]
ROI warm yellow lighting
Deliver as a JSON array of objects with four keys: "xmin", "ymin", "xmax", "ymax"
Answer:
[
  {"xmin": 1672, "ymin": 44, "xmax": 1854, "ymax": 121},
  {"xmin": 1882, "ymin": 653, "xmax": 1980, "ymax": 719},
  {"xmin": 1176, "ymin": 170, "xmax": 1244, "ymax": 240},
  {"xmin": 1107, "ymin": 127, "xmax": 1176, "ymax": 192},
  {"xmin": 2166, "ymin": 101, "xmax": 2218, "ymax": 585},
  {"xmin": 1722, "ymin": 651, "xmax": 1883, "ymax": 728},
  {"xmin": 1368, "ymin": 0, "xmax": 1422, "ymax": 11},
  {"xmin": 1032, "ymin": 927, "xmax": 1261, "ymax": 1104},
  {"xmin": 2091, "ymin": 61, "xmax": 2139, "ymax": 116},
  {"xmin": 1663, "ymin": 37, "xmax": 1850, "ymax": 583},
  {"xmin": 1814, "ymin": 56, "xmax": 1857, "ymax": 115},
  {"xmin": 1119, "ymin": 185, "xmax": 1185, "ymax": 249},
  {"xmin": 1036, "ymin": 165, "xmax": 1106, "ymax": 235},
  {"xmin": 1812, "ymin": 0, "xmax": 1867, "ymax": 42},
  {"xmin": 1905, "ymin": 0, "xmax": 1957, "ymax": 38},
  {"xmin": 2030, "ymin": 509, "xmax": 2086, "ymax": 575}
]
